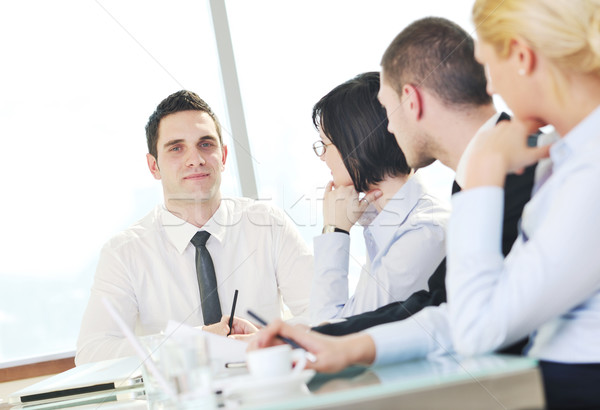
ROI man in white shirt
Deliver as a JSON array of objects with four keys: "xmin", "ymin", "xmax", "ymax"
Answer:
[{"xmin": 76, "ymin": 90, "xmax": 313, "ymax": 365}]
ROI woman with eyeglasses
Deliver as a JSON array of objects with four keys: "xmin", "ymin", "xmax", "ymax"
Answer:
[{"xmin": 309, "ymin": 71, "xmax": 449, "ymax": 325}]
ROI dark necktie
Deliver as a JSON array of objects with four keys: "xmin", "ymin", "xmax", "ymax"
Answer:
[{"xmin": 190, "ymin": 231, "xmax": 222, "ymax": 325}]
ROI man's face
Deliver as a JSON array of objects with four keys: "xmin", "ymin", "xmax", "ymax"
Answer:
[
  {"xmin": 378, "ymin": 72, "xmax": 435, "ymax": 170},
  {"xmin": 146, "ymin": 110, "xmax": 227, "ymax": 208}
]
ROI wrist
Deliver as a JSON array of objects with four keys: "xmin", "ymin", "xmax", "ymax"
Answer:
[
  {"xmin": 343, "ymin": 333, "xmax": 376, "ymax": 366},
  {"xmin": 463, "ymin": 153, "xmax": 506, "ymax": 189},
  {"xmin": 322, "ymin": 224, "xmax": 349, "ymax": 235}
]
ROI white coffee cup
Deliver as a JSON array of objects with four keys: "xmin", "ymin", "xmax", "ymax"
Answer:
[{"xmin": 246, "ymin": 345, "xmax": 307, "ymax": 379}]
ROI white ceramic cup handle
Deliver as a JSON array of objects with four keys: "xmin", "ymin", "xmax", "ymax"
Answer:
[{"xmin": 291, "ymin": 349, "xmax": 307, "ymax": 375}]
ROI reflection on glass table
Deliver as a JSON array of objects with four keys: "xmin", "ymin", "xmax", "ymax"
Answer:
[{"xmin": 3, "ymin": 354, "xmax": 543, "ymax": 410}]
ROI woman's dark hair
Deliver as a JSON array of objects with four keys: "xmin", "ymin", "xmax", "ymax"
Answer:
[{"xmin": 312, "ymin": 72, "xmax": 410, "ymax": 192}]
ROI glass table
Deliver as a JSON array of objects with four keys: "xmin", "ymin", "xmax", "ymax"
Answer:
[{"xmin": 2, "ymin": 354, "xmax": 544, "ymax": 409}]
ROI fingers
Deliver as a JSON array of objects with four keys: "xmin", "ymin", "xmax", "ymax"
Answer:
[
  {"xmin": 233, "ymin": 318, "xmax": 259, "ymax": 334},
  {"xmin": 519, "ymin": 118, "xmax": 547, "ymax": 135},
  {"xmin": 229, "ymin": 333, "xmax": 255, "ymax": 341},
  {"xmin": 532, "ymin": 143, "xmax": 551, "ymax": 160},
  {"xmin": 251, "ymin": 319, "xmax": 287, "ymax": 350},
  {"xmin": 202, "ymin": 321, "xmax": 228, "ymax": 336},
  {"xmin": 359, "ymin": 189, "xmax": 382, "ymax": 210}
]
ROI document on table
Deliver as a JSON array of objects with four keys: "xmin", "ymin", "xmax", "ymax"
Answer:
[
  {"xmin": 164, "ymin": 321, "xmax": 247, "ymax": 369},
  {"xmin": 8, "ymin": 356, "xmax": 143, "ymax": 406}
]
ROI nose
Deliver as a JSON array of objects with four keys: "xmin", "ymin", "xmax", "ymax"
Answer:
[{"xmin": 186, "ymin": 150, "xmax": 206, "ymax": 167}]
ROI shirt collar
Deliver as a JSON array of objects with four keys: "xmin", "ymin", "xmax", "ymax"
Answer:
[
  {"xmin": 363, "ymin": 173, "xmax": 428, "ymax": 249},
  {"xmin": 549, "ymin": 104, "xmax": 600, "ymax": 169},
  {"xmin": 160, "ymin": 201, "xmax": 229, "ymax": 254}
]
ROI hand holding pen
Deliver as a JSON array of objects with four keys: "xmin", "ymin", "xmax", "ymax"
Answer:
[
  {"xmin": 247, "ymin": 310, "xmax": 317, "ymax": 363},
  {"xmin": 246, "ymin": 312, "xmax": 377, "ymax": 373},
  {"xmin": 202, "ymin": 290, "xmax": 258, "ymax": 337}
]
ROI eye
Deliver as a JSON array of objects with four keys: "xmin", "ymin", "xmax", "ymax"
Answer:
[
  {"xmin": 169, "ymin": 145, "xmax": 181, "ymax": 152},
  {"xmin": 199, "ymin": 141, "xmax": 216, "ymax": 149}
]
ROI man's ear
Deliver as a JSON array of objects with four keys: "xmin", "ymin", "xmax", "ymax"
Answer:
[
  {"xmin": 402, "ymin": 83, "xmax": 423, "ymax": 120},
  {"xmin": 146, "ymin": 153, "xmax": 161, "ymax": 180},
  {"xmin": 220, "ymin": 144, "xmax": 228, "ymax": 171}
]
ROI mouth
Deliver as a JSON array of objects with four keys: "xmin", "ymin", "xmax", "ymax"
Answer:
[{"xmin": 184, "ymin": 172, "xmax": 210, "ymax": 180}]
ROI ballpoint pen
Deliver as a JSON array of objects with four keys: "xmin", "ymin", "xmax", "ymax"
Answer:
[
  {"xmin": 247, "ymin": 309, "xmax": 317, "ymax": 362},
  {"xmin": 226, "ymin": 289, "xmax": 239, "ymax": 337}
]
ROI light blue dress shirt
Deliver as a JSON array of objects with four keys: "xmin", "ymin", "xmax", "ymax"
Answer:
[
  {"xmin": 366, "ymin": 106, "xmax": 600, "ymax": 366},
  {"xmin": 310, "ymin": 173, "xmax": 449, "ymax": 324},
  {"xmin": 448, "ymin": 105, "xmax": 600, "ymax": 363}
]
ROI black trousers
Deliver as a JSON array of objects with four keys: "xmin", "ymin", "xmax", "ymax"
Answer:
[{"xmin": 540, "ymin": 361, "xmax": 600, "ymax": 409}]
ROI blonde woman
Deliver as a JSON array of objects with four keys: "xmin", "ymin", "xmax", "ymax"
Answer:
[
  {"xmin": 252, "ymin": 2, "xmax": 600, "ymax": 406},
  {"xmin": 447, "ymin": 0, "xmax": 600, "ymax": 406}
]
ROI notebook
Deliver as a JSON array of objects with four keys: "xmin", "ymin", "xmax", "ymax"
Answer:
[{"xmin": 8, "ymin": 355, "xmax": 143, "ymax": 407}]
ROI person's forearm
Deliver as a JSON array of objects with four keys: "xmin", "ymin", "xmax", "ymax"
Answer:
[{"xmin": 342, "ymin": 333, "xmax": 376, "ymax": 366}]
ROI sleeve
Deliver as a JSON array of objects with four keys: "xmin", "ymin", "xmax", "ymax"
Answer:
[
  {"xmin": 365, "ymin": 304, "xmax": 454, "ymax": 365},
  {"xmin": 75, "ymin": 244, "xmax": 137, "ymax": 365},
  {"xmin": 337, "ymin": 222, "xmax": 445, "ymax": 319},
  {"xmin": 447, "ymin": 171, "xmax": 600, "ymax": 356},
  {"xmin": 313, "ymin": 259, "xmax": 447, "ymax": 336},
  {"xmin": 270, "ymin": 209, "xmax": 314, "ymax": 322},
  {"xmin": 309, "ymin": 233, "xmax": 351, "ymax": 324}
]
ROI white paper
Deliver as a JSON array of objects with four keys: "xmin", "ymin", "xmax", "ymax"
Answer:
[{"xmin": 164, "ymin": 321, "xmax": 247, "ymax": 370}]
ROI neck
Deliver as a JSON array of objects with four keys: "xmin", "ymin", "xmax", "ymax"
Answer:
[
  {"xmin": 544, "ymin": 73, "xmax": 600, "ymax": 137},
  {"xmin": 164, "ymin": 194, "xmax": 221, "ymax": 228},
  {"xmin": 368, "ymin": 173, "xmax": 411, "ymax": 212},
  {"xmin": 423, "ymin": 95, "xmax": 497, "ymax": 171}
]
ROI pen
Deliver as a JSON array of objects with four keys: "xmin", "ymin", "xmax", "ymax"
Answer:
[
  {"xmin": 246, "ymin": 309, "xmax": 317, "ymax": 362},
  {"xmin": 224, "ymin": 361, "xmax": 246, "ymax": 369},
  {"xmin": 226, "ymin": 289, "xmax": 239, "ymax": 337}
]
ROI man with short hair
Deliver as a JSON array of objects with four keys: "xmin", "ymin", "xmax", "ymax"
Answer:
[{"xmin": 76, "ymin": 90, "xmax": 313, "ymax": 365}]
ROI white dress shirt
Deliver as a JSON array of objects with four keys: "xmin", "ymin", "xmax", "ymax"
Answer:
[
  {"xmin": 76, "ymin": 197, "xmax": 313, "ymax": 365},
  {"xmin": 366, "ymin": 108, "xmax": 600, "ymax": 366},
  {"xmin": 310, "ymin": 173, "xmax": 449, "ymax": 324}
]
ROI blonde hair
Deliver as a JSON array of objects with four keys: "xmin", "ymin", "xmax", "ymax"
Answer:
[{"xmin": 472, "ymin": 0, "xmax": 600, "ymax": 77}]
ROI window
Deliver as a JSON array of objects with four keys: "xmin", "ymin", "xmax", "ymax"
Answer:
[
  {"xmin": 225, "ymin": 0, "xmax": 472, "ymax": 289},
  {"xmin": 0, "ymin": 0, "xmax": 237, "ymax": 361},
  {"xmin": 1, "ymin": 0, "xmax": 486, "ymax": 362}
]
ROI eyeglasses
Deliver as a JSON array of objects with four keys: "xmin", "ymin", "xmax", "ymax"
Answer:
[{"xmin": 312, "ymin": 140, "xmax": 333, "ymax": 156}]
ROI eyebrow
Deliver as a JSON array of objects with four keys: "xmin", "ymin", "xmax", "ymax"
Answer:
[
  {"xmin": 198, "ymin": 135, "xmax": 218, "ymax": 143},
  {"xmin": 163, "ymin": 139, "xmax": 185, "ymax": 149},
  {"xmin": 162, "ymin": 135, "xmax": 218, "ymax": 149}
]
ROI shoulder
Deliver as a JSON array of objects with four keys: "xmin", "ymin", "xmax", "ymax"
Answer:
[
  {"xmin": 408, "ymin": 176, "xmax": 451, "ymax": 224},
  {"xmin": 101, "ymin": 206, "xmax": 162, "ymax": 252}
]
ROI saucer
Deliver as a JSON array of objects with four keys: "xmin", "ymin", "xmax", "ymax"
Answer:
[{"xmin": 221, "ymin": 369, "xmax": 316, "ymax": 402}]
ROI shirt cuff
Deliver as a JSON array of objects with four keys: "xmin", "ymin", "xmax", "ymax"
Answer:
[
  {"xmin": 364, "ymin": 305, "xmax": 453, "ymax": 366},
  {"xmin": 313, "ymin": 233, "xmax": 350, "ymax": 275}
]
